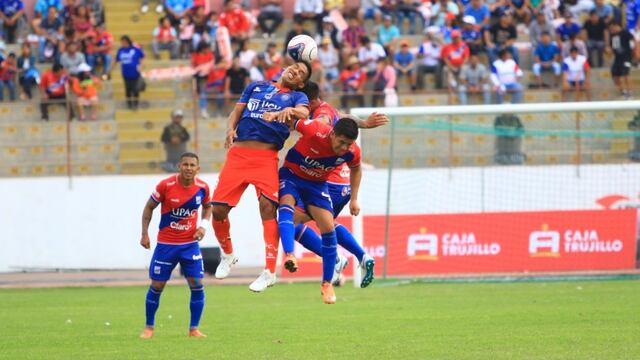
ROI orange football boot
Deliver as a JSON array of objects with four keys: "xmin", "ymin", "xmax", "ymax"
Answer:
[
  {"xmin": 321, "ymin": 282, "xmax": 336, "ymax": 304},
  {"xmin": 188, "ymin": 328, "xmax": 207, "ymax": 337},
  {"xmin": 139, "ymin": 327, "xmax": 154, "ymax": 339}
]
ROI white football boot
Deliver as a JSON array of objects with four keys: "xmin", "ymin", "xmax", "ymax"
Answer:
[
  {"xmin": 359, "ymin": 254, "xmax": 375, "ymax": 288},
  {"xmin": 331, "ymin": 254, "xmax": 349, "ymax": 285},
  {"xmin": 215, "ymin": 253, "xmax": 238, "ymax": 279},
  {"xmin": 249, "ymin": 269, "xmax": 276, "ymax": 292}
]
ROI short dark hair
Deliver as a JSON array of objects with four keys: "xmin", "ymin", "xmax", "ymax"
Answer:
[
  {"xmin": 120, "ymin": 35, "xmax": 133, "ymax": 47},
  {"xmin": 302, "ymin": 81, "xmax": 320, "ymax": 101},
  {"xmin": 498, "ymin": 48, "xmax": 509, "ymax": 58},
  {"xmin": 570, "ymin": 46, "xmax": 579, "ymax": 52},
  {"xmin": 299, "ymin": 61, "xmax": 313, "ymax": 82},
  {"xmin": 180, "ymin": 152, "xmax": 199, "ymax": 162},
  {"xmin": 333, "ymin": 118, "xmax": 359, "ymax": 140},
  {"xmin": 52, "ymin": 62, "xmax": 63, "ymax": 72},
  {"xmin": 360, "ymin": 35, "xmax": 370, "ymax": 44}
]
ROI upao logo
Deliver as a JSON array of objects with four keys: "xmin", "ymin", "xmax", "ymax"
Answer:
[{"xmin": 529, "ymin": 224, "xmax": 560, "ymax": 257}]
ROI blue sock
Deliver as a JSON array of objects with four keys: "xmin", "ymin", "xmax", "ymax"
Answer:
[
  {"xmin": 321, "ymin": 231, "xmax": 337, "ymax": 283},
  {"xmin": 295, "ymin": 224, "xmax": 322, "ymax": 256},
  {"xmin": 145, "ymin": 286, "xmax": 162, "ymax": 327},
  {"xmin": 278, "ymin": 204, "xmax": 295, "ymax": 254},
  {"xmin": 335, "ymin": 224, "xmax": 365, "ymax": 262},
  {"xmin": 189, "ymin": 285, "xmax": 205, "ymax": 329}
]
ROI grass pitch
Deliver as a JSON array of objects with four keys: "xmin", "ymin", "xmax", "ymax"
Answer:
[{"xmin": 1, "ymin": 279, "xmax": 639, "ymax": 359}]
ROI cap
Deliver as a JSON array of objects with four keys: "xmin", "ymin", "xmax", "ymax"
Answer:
[
  {"xmin": 77, "ymin": 63, "xmax": 92, "ymax": 72},
  {"xmin": 322, "ymin": 16, "xmax": 332, "ymax": 23},
  {"xmin": 451, "ymin": 29, "xmax": 461, "ymax": 38},
  {"xmin": 172, "ymin": 109, "xmax": 184, "ymax": 117},
  {"xmin": 463, "ymin": 15, "xmax": 476, "ymax": 25}
]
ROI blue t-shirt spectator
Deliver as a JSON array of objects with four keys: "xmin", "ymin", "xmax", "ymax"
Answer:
[
  {"xmin": 625, "ymin": 0, "xmax": 640, "ymax": 31},
  {"xmin": 394, "ymin": 51, "xmax": 415, "ymax": 68},
  {"xmin": 166, "ymin": 0, "xmax": 193, "ymax": 13},
  {"xmin": 594, "ymin": 3, "xmax": 613, "ymax": 19},
  {"xmin": 534, "ymin": 43, "xmax": 560, "ymax": 61},
  {"xmin": 116, "ymin": 46, "xmax": 145, "ymax": 79},
  {"xmin": 378, "ymin": 25, "xmax": 400, "ymax": 46},
  {"xmin": 464, "ymin": 4, "xmax": 490, "ymax": 25},
  {"xmin": 462, "ymin": 28, "xmax": 481, "ymax": 42},
  {"xmin": 556, "ymin": 22, "xmax": 581, "ymax": 41},
  {"xmin": 1, "ymin": 0, "xmax": 24, "ymax": 17},
  {"xmin": 34, "ymin": 0, "xmax": 62, "ymax": 18}
]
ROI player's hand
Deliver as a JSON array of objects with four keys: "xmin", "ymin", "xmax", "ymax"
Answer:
[
  {"xmin": 365, "ymin": 112, "xmax": 389, "ymax": 128},
  {"xmin": 140, "ymin": 233, "xmax": 151, "ymax": 249},
  {"xmin": 276, "ymin": 108, "xmax": 294, "ymax": 123},
  {"xmin": 224, "ymin": 128, "xmax": 237, "ymax": 149},
  {"xmin": 349, "ymin": 199, "xmax": 360, "ymax": 216},
  {"xmin": 194, "ymin": 227, "xmax": 206, "ymax": 241},
  {"xmin": 262, "ymin": 111, "xmax": 278, "ymax": 122}
]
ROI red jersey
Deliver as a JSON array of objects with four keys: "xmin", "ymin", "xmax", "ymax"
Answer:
[
  {"xmin": 151, "ymin": 175, "xmax": 211, "ymax": 245},
  {"xmin": 219, "ymin": 9, "xmax": 249, "ymax": 35},
  {"xmin": 40, "ymin": 71, "xmax": 67, "ymax": 96},
  {"xmin": 441, "ymin": 42, "xmax": 470, "ymax": 67},
  {"xmin": 284, "ymin": 120, "xmax": 361, "ymax": 181},
  {"xmin": 311, "ymin": 101, "xmax": 350, "ymax": 185}
]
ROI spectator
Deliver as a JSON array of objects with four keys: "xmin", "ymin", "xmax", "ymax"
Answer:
[
  {"xmin": 219, "ymin": 0, "xmax": 250, "ymax": 49},
  {"xmin": 359, "ymin": 0, "xmax": 383, "ymax": 24},
  {"xmin": 179, "ymin": 15, "xmax": 195, "ymax": 58},
  {"xmin": 60, "ymin": 42, "xmax": 86, "ymax": 76},
  {"xmin": 561, "ymin": 33, "xmax": 587, "ymax": 58},
  {"xmin": 71, "ymin": 63, "xmax": 99, "ymax": 120},
  {"xmin": 190, "ymin": 6, "xmax": 208, "ymax": 48},
  {"xmin": 61, "ymin": 0, "xmax": 78, "ymax": 27},
  {"xmin": 165, "ymin": 0, "xmax": 193, "ymax": 27},
  {"xmin": 224, "ymin": 57, "xmax": 249, "ymax": 105},
  {"xmin": 441, "ymin": 30, "xmax": 470, "ymax": 89},
  {"xmin": 110, "ymin": 35, "xmax": 145, "ymax": 110},
  {"xmin": 606, "ymin": 22, "xmax": 633, "ymax": 99},
  {"xmin": 339, "ymin": 56, "xmax": 366, "ymax": 110},
  {"xmin": 343, "ymin": 17, "xmax": 367, "ymax": 58},
  {"xmin": 561, "ymin": 46, "xmax": 591, "ymax": 100},
  {"xmin": 72, "ymin": 5, "xmax": 93, "ymax": 41},
  {"xmin": 379, "ymin": 0, "xmax": 397, "ymax": 18},
  {"xmin": 318, "ymin": 17, "xmax": 340, "ymax": 50},
  {"xmin": 485, "ymin": 13, "xmax": 519, "ymax": 64},
  {"xmin": 141, "ymin": 0, "xmax": 163, "ymax": 14},
  {"xmin": 317, "ymin": 37, "xmax": 339, "ymax": 92},
  {"xmin": 372, "ymin": 56, "xmax": 397, "ymax": 106},
  {"xmin": 378, "ymin": 15, "xmax": 400, "ymax": 55},
  {"xmin": 458, "ymin": 53, "xmax": 491, "ymax": 104},
  {"xmin": 284, "ymin": 21, "xmax": 311, "ymax": 56},
  {"xmin": 393, "ymin": 40, "xmax": 417, "ymax": 90},
  {"xmin": 556, "ymin": 12, "xmax": 581, "ymax": 44},
  {"xmin": 0, "ymin": 53, "xmax": 17, "ymax": 101},
  {"xmin": 528, "ymin": 11, "xmax": 555, "ymax": 48},
  {"xmin": 249, "ymin": 53, "xmax": 266, "ymax": 81},
  {"xmin": 37, "ymin": 6, "xmax": 64, "ymax": 63},
  {"xmin": 237, "ymin": 41, "xmax": 256, "ymax": 71},
  {"xmin": 161, "ymin": 109, "xmax": 190, "ymax": 172},
  {"xmin": 461, "ymin": 15, "xmax": 483, "ymax": 55},
  {"xmin": 34, "ymin": 0, "xmax": 62, "ymax": 20},
  {"xmin": 432, "ymin": 0, "xmax": 459, "ymax": 26},
  {"xmin": 464, "ymin": 0, "xmax": 491, "ymax": 27},
  {"xmin": 83, "ymin": 0, "xmax": 105, "ymax": 27},
  {"xmin": 507, "ymin": 0, "xmax": 532, "ymax": 24},
  {"xmin": 257, "ymin": 0, "xmax": 283, "ymax": 38},
  {"xmin": 532, "ymin": 32, "xmax": 561, "ymax": 87},
  {"xmin": 152, "ymin": 17, "xmax": 179, "ymax": 60},
  {"xmin": 264, "ymin": 42, "xmax": 283, "ymax": 81},
  {"xmin": 86, "ymin": 24, "xmax": 112, "ymax": 78},
  {"xmin": 582, "ymin": 9, "xmax": 606, "ymax": 67},
  {"xmin": 358, "ymin": 36, "xmax": 387, "ymax": 77},
  {"xmin": 416, "ymin": 32, "xmax": 443, "ymax": 89},
  {"xmin": 191, "ymin": 41, "xmax": 214, "ymax": 118},
  {"xmin": 397, "ymin": 0, "xmax": 419, "ymax": 34},
  {"xmin": 491, "ymin": 48, "xmax": 523, "ymax": 104},
  {"xmin": 17, "ymin": 44, "xmax": 39, "ymax": 99},
  {"xmin": 39, "ymin": 63, "xmax": 69, "ymax": 121},
  {"xmin": 293, "ymin": 0, "xmax": 324, "ymax": 35},
  {"xmin": 0, "ymin": 0, "xmax": 25, "ymax": 44},
  {"xmin": 592, "ymin": 0, "xmax": 613, "ymax": 23}
]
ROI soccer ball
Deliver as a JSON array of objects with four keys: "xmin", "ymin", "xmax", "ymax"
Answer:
[{"xmin": 287, "ymin": 35, "xmax": 318, "ymax": 63}]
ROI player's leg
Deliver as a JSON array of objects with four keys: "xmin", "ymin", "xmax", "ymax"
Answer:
[
  {"xmin": 211, "ymin": 204, "xmax": 238, "ymax": 279},
  {"xmin": 307, "ymin": 204, "xmax": 339, "ymax": 304},
  {"xmin": 181, "ymin": 243, "xmax": 206, "ymax": 337},
  {"xmin": 142, "ymin": 244, "xmax": 178, "ymax": 338},
  {"xmin": 278, "ymin": 194, "xmax": 298, "ymax": 272}
]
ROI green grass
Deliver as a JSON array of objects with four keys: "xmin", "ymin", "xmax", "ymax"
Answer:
[{"xmin": 1, "ymin": 280, "xmax": 639, "ymax": 359}]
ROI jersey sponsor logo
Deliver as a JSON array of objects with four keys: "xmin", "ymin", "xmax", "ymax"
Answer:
[
  {"xmin": 170, "ymin": 221, "xmax": 193, "ymax": 231},
  {"xmin": 171, "ymin": 208, "xmax": 198, "ymax": 218},
  {"xmin": 192, "ymin": 254, "xmax": 203, "ymax": 260},
  {"xmin": 303, "ymin": 156, "xmax": 336, "ymax": 172},
  {"xmin": 247, "ymin": 98, "xmax": 261, "ymax": 111}
]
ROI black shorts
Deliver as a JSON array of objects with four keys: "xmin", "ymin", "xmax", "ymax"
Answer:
[{"xmin": 611, "ymin": 58, "xmax": 632, "ymax": 77}]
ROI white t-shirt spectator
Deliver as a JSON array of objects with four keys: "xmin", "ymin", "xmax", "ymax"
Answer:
[
  {"xmin": 562, "ymin": 54, "xmax": 589, "ymax": 81},
  {"xmin": 238, "ymin": 49, "xmax": 256, "ymax": 71},
  {"xmin": 358, "ymin": 43, "xmax": 387, "ymax": 73},
  {"xmin": 294, "ymin": 0, "xmax": 323, "ymax": 14},
  {"xmin": 491, "ymin": 58, "xmax": 523, "ymax": 86},
  {"xmin": 318, "ymin": 46, "xmax": 339, "ymax": 69},
  {"xmin": 417, "ymin": 41, "xmax": 441, "ymax": 67}
]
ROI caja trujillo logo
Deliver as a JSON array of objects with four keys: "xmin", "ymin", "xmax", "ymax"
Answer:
[
  {"xmin": 529, "ymin": 223, "xmax": 624, "ymax": 257},
  {"xmin": 407, "ymin": 228, "xmax": 439, "ymax": 261},
  {"xmin": 407, "ymin": 227, "xmax": 501, "ymax": 261},
  {"xmin": 529, "ymin": 224, "xmax": 560, "ymax": 257}
]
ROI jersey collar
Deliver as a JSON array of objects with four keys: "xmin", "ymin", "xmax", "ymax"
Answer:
[{"xmin": 272, "ymin": 81, "xmax": 292, "ymax": 93}]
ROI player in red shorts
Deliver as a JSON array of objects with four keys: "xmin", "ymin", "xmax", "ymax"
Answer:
[
  {"xmin": 139, "ymin": 152, "xmax": 212, "ymax": 339},
  {"xmin": 211, "ymin": 61, "xmax": 311, "ymax": 292}
]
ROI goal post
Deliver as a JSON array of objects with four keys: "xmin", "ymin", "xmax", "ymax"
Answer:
[{"xmin": 349, "ymin": 100, "xmax": 640, "ymax": 285}]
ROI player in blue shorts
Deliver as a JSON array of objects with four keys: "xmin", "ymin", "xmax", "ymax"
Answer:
[
  {"xmin": 139, "ymin": 152, "xmax": 212, "ymax": 338},
  {"xmin": 264, "ymin": 112, "xmax": 362, "ymax": 304}
]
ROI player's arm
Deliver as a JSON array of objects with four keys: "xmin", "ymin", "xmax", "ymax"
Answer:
[
  {"xmin": 141, "ymin": 198, "xmax": 159, "ymax": 249},
  {"xmin": 193, "ymin": 203, "xmax": 212, "ymax": 241},
  {"xmin": 264, "ymin": 105, "xmax": 310, "ymax": 123},
  {"xmin": 225, "ymin": 103, "xmax": 246, "ymax": 148},
  {"xmin": 338, "ymin": 111, "xmax": 389, "ymax": 129},
  {"xmin": 349, "ymin": 165, "xmax": 362, "ymax": 216}
]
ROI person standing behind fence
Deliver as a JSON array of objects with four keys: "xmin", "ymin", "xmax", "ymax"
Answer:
[
  {"xmin": 161, "ymin": 109, "xmax": 191, "ymax": 172},
  {"xmin": 110, "ymin": 35, "xmax": 144, "ymax": 110}
]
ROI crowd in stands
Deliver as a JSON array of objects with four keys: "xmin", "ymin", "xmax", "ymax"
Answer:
[{"xmin": 0, "ymin": 0, "xmax": 638, "ymax": 122}]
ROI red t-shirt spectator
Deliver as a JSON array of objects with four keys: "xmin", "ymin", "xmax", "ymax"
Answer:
[
  {"xmin": 94, "ymin": 29, "xmax": 113, "ymax": 55},
  {"xmin": 0, "ymin": 60, "xmax": 16, "ymax": 81},
  {"xmin": 219, "ymin": 9, "xmax": 250, "ymax": 35},
  {"xmin": 154, "ymin": 25, "xmax": 177, "ymax": 42},
  {"xmin": 339, "ymin": 68, "xmax": 367, "ymax": 91},
  {"xmin": 40, "ymin": 70, "xmax": 68, "ymax": 96},
  {"xmin": 441, "ymin": 42, "xmax": 470, "ymax": 68}
]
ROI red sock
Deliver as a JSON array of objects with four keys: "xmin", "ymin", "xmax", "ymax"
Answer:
[
  {"xmin": 213, "ymin": 218, "xmax": 233, "ymax": 254},
  {"xmin": 262, "ymin": 219, "xmax": 279, "ymax": 273}
]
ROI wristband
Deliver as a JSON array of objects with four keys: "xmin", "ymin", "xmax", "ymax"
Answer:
[{"xmin": 199, "ymin": 218, "xmax": 210, "ymax": 229}]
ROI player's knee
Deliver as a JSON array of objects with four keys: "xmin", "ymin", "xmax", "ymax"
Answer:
[
  {"xmin": 187, "ymin": 277, "xmax": 202, "ymax": 288},
  {"xmin": 259, "ymin": 197, "xmax": 277, "ymax": 219},
  {"xmin": 211, "ymin": 205, "xmax": 229, "ymax": 221},
  {"xmin": 151, "ymin": 280, "xmax": 166, "ymax": 292}
]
